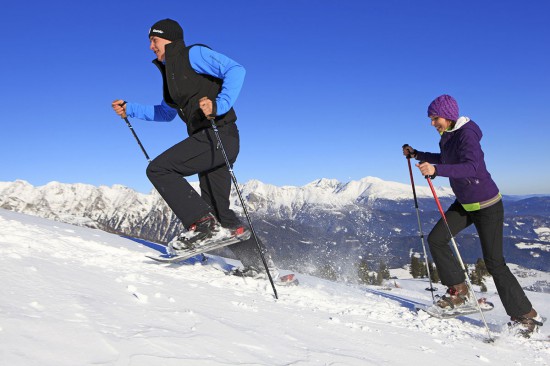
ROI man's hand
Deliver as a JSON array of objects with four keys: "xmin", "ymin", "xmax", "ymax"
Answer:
[
  {"xmin": 199, "ymin": 97, "xmax": 215, "ymax": 119},
  {"xmin": 112, "ymin": 99, "xmax": 127, "ymax": 119}
]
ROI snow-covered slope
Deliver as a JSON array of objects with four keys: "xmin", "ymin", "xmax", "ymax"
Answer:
[{"xmin": 0, "ymin": 208, "xmax": 548, "ymax": 365}]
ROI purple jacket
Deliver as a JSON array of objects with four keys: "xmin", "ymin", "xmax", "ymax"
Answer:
[{"xmin": 416, "ymin": 117, "xmax": 499, "ymax": 206}]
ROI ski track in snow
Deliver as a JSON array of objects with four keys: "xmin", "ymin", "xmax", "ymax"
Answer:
[{"xmin": 0, "ymin": 208, "xmax": 548, "ymax": 366}]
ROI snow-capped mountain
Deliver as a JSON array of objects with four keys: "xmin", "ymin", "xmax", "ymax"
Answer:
[
  {"xmin": 1, "ymin": 178, "xmax": 549, "ymax": 278},
  {"xmin": 0, "ymin": 176, "xmax": 450, "ymax": 240}
]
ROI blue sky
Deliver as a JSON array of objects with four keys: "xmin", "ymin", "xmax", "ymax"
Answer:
[{"xmin": 2, "ymin": 0, "xmax": 549, "ymax": 195}]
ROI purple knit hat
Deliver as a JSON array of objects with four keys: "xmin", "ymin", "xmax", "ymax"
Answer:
[{"xmin": 427, "ymin": 94, "xmax": 459, "ymax": 121}]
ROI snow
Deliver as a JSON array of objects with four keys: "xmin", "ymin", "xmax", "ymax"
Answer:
[
  {"xmin": 0, "ymin": 208, "xmax": 548, "ymax": 366},
  {"xmin": 236, "ymin": 176, "xmax": 454, "ymax": 214},
  {"xmin": 535, "ymin": 227, "xmax": 550, "ymax": 242},
  {"xmin": 516, "ymin": 242, "xmax": 550, "ymax": 252}
]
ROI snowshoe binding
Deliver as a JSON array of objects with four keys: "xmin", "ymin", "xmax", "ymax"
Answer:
[
  {"xmin": 508, "ymin": 310, "xmax": 544, "ymax": 338},
  {"xmin": 228, "ymin": 266, "xmax": 298, "ymax": 286}
]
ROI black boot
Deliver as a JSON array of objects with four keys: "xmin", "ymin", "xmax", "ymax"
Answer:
[{"xmin": 175, "ymin": 213, "xmax": 221, "ymax": 250}]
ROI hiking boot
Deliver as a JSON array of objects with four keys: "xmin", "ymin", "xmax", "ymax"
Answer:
[
  {"xmin": 171, "ymin": 213, "xmax": 222, "ymax": 250},
  {"xmin": 169, "ymin": 215, "xmax": 252, "ymax": 253},
  {"xmin": 229, "ymin": 265, "xmax": 265, "ymax": 279},
  {"xmin": 229, "ymin": 265, "xmax": 278, "ymax": 279},
  {"xmin": 228, "ymin": 265, "xmax": 298, "ymax": 286},
  {"xmin": 509, "ymin": 309, "xmax": 544, "ymax": 338},
  {"xmin": 229, "ymin": 264, "xmax": 280, "ymax": 281},
  {"xmin": 436, "ymin": 282, "xmax": 470, "ymax": 309},
  {"xmin": 225, "ymin": 224, "xmax": 252, "ymax": 241}
]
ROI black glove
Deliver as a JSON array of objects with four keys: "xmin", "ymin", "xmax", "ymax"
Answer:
[{"xmin": 402, "ymin": 144, "xmax": 418, "ymax": 159}]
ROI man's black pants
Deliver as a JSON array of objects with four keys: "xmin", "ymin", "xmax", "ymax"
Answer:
[
  {"xmin": 146, "ymin": 123, "xmax": 241, "ymax": 228},
  {"xmin": 146, "ymin": 122, "xmax": 266, "ymax": 268}
]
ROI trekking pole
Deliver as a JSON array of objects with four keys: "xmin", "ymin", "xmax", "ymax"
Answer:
[
  {"xmin": 402, "ymin": 145, "xmax": 435, "ymax": 300},
  {"xmin": 117, "ymin": 103, "xmax": 211, "ymax": 261},
  {"xmin": 119, "ymin": 102, "xmax": 151, "ymax": 162},
  {"xmin": 425, "ymin": 175, "xmax": 493, "ymax": 342},
  {"xmin": 209, "ymin": 118, "xmax": 278, "ymax": 299}
]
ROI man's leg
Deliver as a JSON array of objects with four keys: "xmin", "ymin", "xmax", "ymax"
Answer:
[
  {"xmin": 199, "ymin": 164, "xmax": 241, "ymax": 228},
  {"xmin": 197, "ymin": 125, "xmax": 272, "ymax": 270},
  {"xmin": 146, "ymin": 128, "xmax": 237, "ymax": 228}
]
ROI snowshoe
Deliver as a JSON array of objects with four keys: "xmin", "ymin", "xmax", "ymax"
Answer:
[
  {"xmin": 418, "ymin": 297, "xmax": 494, "ymax": 319},
  {"xmin": 169, "ymin": 213, "xmax": 223, "ymax": 251},
  {"xmin": 227, "ymin": 266, "xmax": 298, "ymax": 286},
  {"xmin": 508, "ymin": 313, "xmax": 544, "ymax": 339}
]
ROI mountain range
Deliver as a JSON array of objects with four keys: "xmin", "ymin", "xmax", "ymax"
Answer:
[{"xmin": 1, "ymin": 177, "xmax": 549, "ymax": 279}]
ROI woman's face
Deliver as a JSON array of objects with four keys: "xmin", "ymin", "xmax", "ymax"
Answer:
[{"xmin": 430, "ymin": 116, "xmax": 452, "ymax": 134}]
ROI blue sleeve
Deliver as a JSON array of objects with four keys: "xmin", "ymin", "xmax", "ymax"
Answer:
[
  {"xmin": 126, "ymin": 99, "xmax": 177, "ymax": 122},
  {"xmin": 189, "ymin": 46, "xmax": 246, "ymax": 116}
]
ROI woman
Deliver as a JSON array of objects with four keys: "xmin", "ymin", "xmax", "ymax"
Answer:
[{"xmin": 403, "ymin": 94, "xmax": 542, "ymax": 337}]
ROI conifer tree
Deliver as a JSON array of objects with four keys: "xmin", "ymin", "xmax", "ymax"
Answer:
[
  {"xmin": 470, "ymin": 258, "xmax": 489, "ymax": 291},
  {"xmin": 410, "ymin": 255, "xmax": 421, "ymax": 278},
  {"xmin": 378, "ymin": 261, "xmax": 390, "ymax": 280},
  {"xmin": 475, "ymin": 258, "xmax": 489, "ymax": 277},
  {"xmin": 419, "ymin": 261, "xmax": 428, "ymax": 278},
  {"xmin": 429, "ymin": 262, "xmax": 440, "ymax": 283},
  {"xmin": 317, "ymin": 264, "xmax": 338, "ymax": 281},
  {"xmin": 376, "ymin": 261, "xmax": 390, "ymax": 285},
  {"xmin": 357, "ymin": 259, "xmax": 370, "ymax": 285},
  {"xmin": 470, "ymin": 268, "xmax": 481, "ymax": 286},
  {"xmin": 480, "ymin": 282, "xmax": 488, "ymax": 293}
]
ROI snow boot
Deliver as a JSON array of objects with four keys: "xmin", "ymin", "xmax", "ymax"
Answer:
[
  {"xmin": 509, "ymin": 309, "xmax": 544, "ymax": 338},
  {"xmin": 436, "ymin": 282, "xmax": 470, "ymax": 309},
  {"xmin": 227, "ymin": 264, "xmax": 299, "ymax": 286},
  {"xmin": 229, "ymin": 265, "xmax": 263, "ymax": 278},
  {"xmin": 229, "ymin": 265, "xmax": 279, "ymax": 280},
  {"xmin": 169, "ymin": 213, "xmax": 250, "ymax": 251},
  {"xmin": 224, "ymin": 223, "xmax": 250, "ymax": 240}
]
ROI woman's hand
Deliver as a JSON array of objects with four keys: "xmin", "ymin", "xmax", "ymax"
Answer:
[{"xmin": 416, "ymin": 162, "xmax": 436, "ymax": 177}]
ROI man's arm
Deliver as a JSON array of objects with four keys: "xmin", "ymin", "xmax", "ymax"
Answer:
[{"xmin": 189, "ymin": 46, "xmax": 246, "ymax": 116}]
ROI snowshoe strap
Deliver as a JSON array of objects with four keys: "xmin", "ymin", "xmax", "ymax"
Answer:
[
  {"xmin": 513, "ymin": 316, "xmax": 544, "ymax": 327},
  {"xmin": 439, "ymin": 295, "xmax": 456, "ymax": 309}
]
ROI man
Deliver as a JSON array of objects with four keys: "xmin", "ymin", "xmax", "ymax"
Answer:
[{"xmin": 112, "ymin": 18, "xmax": 276, "ymax": 279}]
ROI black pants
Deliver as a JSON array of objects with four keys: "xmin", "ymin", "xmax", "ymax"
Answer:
[
  {"xmin": 146, "ymin": 123, "xmax": 240, "ymax": 228},
  {"xmin": 428, "ymin": 200, "xmax": 532, "ymax": 317},
  {"xmin": 146, "ymin": 123, "xmax": 266, "ymax": 268}
]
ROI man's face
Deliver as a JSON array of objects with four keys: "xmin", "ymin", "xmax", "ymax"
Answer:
[{"xmin": 149, "ymin": 36, "xmax": 171, "ymax": 61}]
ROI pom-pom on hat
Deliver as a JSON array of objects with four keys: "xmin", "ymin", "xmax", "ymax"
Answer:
[
  {"xmin": 427, "ymin": 94, "xmax": 459, "ymax": 121},
  {"xmin": 148, "ymin": 19, "xmax": 183, "ymax": 41}
]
